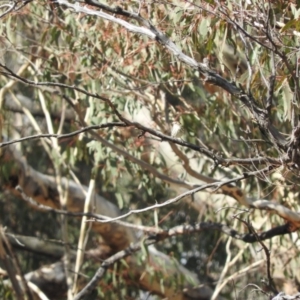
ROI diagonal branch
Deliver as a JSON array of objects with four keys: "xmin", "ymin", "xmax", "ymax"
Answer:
[
  {"xmin": 0, "ymin": 63, "xmax": 283, "ymax": 167},
  {"xmin": 75, "ymin": 0, "xmax": 288, "ymax": 153},
  {"xmin": 73, "ymin": 220, "xmax": 291, "ymax": 300}
]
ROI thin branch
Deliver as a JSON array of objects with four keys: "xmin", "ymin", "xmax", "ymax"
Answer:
[
  {"xmin": 38, "ymin": 85, "xmax": 73, "ymax": 300},
  {"xmin": 88, "ymin": 172, "xmax": 266, "ymax": 222},
  {"xmin": 211, "ymin": 235, "xmax": 235, "ymax": 300},
  {"xmin": 72, "ymin": 220, "xmax": 290, "ymax": 300},
  {"xmin": 16, "ymin": 176, "xmax": 253, "ymax": 219},
  {"xmin": 0, "ymin": 63, "xmax": 283, "ymax": 167},
  {"xmin": 244, "ymin": 220, "xmax": 278, "ymax": 295},
  {"xmin": 73, "ymin": 236, "xmax": 158, "ymax": 300},
  {"xmin": 265, "ymin": 6, "xmax": 276, "ymax": 116},
  {"xmin": 168, "ymin": 142, "xmax": 249, "ymax": 204},
  {"xmin": 159, "ymin": 222, "xmax": 291, "ymax": 244},
  {"xmin": 15, "ymin": 184, "xmax": 292, "ymax": 242},
  {"xmin": 0, "ymin": 1, "xmax": 16, "ymax": 19},
  {"xmin": 0, "ymin": 227, "xmax": 34, "ymax": 300},
  {"xmin": 73, "ymin": 177, "xmax": 96, "ymax": 295},
  {"xmin": 0, "ymin": 123, "xmax": 127, "ymax": 148},
  {"xmin": 75, "ymin": 0, "xmax": 288, "ymax": 152}
]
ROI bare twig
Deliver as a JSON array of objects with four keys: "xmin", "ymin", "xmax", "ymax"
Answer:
[
  {"xmin": 73, "ymin": 178, "xmax": 96, "ymax": 295},
  {"xmin": 75, "ymin": 0, "xmax": 288, "ymax": 153},
  {"xmin": 16, "ymin": 185, "xmax": 292, "ymax": 243},
  {"xmin": 243, "ymin": 220, "xmax": 278, "ymax": 295},
  {"xmin": 0, "ymin": 63, "xmax": 283, "ymax": 167},
  {"xmin": 0, "ymin": 123, "xmax": 127, "ymax": 148},
  {"xmin": 0, "ymin": 227, "xmax": 34, "ymax": 300}
]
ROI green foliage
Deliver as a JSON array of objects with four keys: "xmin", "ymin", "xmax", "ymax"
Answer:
[
  {"xmin": 0, "ymin": 280, "xmax": 14, "ymax": 300},
  {"xmin": 2, "ymin": 0, "xmax": 300, "ymax": 299}
]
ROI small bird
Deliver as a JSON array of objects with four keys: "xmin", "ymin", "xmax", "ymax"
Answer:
[{"xmin": 171, "ymin": 121, "xmax": 185, "ymax": 139}]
